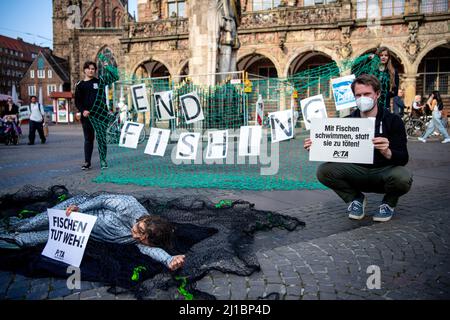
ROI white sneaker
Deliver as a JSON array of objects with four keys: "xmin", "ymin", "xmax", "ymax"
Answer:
[
  {"xmin": 442, "ymin": 138, "xmax": 450, "ymax": 144},
  {"xmin": 418, "ymin": 137, "xmax": 426, "ymax": 143}
]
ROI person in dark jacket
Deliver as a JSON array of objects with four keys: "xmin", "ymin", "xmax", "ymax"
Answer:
[
  {"xmin": 392, "ymin": 89, "xmax": 405, "ymax": 117},
  {"xmin": 75, "ymin": 60, "xmax": 118, "ymax": 170},
  {"xmin": 1, "ymin": 98, "xmax": 19, "ymax": 121},
  {"xmin": 304, "ymin": 74, "xmax": 412, "ymax": 222}
]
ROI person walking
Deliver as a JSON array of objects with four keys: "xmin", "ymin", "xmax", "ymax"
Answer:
[
  {"xmin": 418, "ymin": 90, "xmax": 450, "ymax": 143},
  {"xmin": 27, "ymin": 96, "xmax": 46, "ymax": 145}
]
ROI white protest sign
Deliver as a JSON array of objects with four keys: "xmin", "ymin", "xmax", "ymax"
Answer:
[
  {"xmin": 239, "ymin": 126, "xmax": 262, "ymax": 156},
  {"xmin": 300, "ymin": 94, "xmax": 328, "ymax": 130},
  {"xmin": 144, "ymin": 128, "xmax": 171, "ymax": 156},
  {"xmin": 154, "ymin": 91, "xmax": 175, "ymax": 120},
  {"xmin": 131, "ymin": 84, "xmax": 150, "ymax": 113},
  {"xmin": 180, "ymin": 92, "xmax": 204, "ymax": 124},
  {"xmin": 309, "ymin": 117, "xmax": 375, "ymax": 164},
  {"xmin": 206, "ymin": 130, "xmax": 228, "ymax": 159},
  {"xmin": 268, "ymin": 109, "xmax": 294, "ymax": 143},
  {"xmin": 42, "ymin": 209, "xmax": 97, "ymax": 268},
  {"xmin": 255, "ymin": 95, "xmax": 264, "ymax": 126},
  {"xmin": 176, "ymin": 132, "xmax": 201, "ymax": 160},
  {"xmin": 119, "ymin": 121, "xmax": 144, "ymax": 149},
  {"xmin": 331, "ymin": 74, "xmax": 357, "ymax": 111}
]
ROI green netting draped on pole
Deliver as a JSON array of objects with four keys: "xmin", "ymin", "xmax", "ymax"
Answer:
[{"xmin": 88, "ymin": 54, "xmax": 384, "ymax": 190}]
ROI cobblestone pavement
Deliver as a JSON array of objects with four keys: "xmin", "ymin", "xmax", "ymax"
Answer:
[{"xmin": 1, "ymin": 124, "xmax": 449, "ymax": 300}]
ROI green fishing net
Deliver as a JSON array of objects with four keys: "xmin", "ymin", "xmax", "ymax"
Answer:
[{"xmin": 87, "ymin": 54, "xmax": 384, "ymax": 190}]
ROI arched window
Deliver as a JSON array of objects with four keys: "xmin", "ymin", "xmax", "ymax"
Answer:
[
  {"xmin": 94, "ymin": 8, "xmax": 102, "ymax": 28},
  {"xmin": 112, "ymin": 8, "xmax": 122, "ymax": 27}
]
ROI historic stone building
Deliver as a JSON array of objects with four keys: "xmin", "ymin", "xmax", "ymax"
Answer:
[{"xmin": 53, "ymin": 0, "xmax": 450, "ymax": 109}]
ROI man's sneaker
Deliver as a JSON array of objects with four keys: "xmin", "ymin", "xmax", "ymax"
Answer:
[
  {"xmin": 418, "ymin": 137, "xmax": 426, "ymax": 143},
  {"xmin": 100, "ymin": 161, "xmax": 108, "ymax": 169},
  {"xmin": 373, "ymin": 203, "xmax": 395, "ymax": 222},
  {"xmin": 81, "ymin": 163, "xmax": 91, "ymax": 170},
  {"xmin": 347, "ymin": 196, "xmax": 367, "ymax": 220},
  {"xmin": 441, "ymin": 138, "xmax": 450, "ymax": 144}
]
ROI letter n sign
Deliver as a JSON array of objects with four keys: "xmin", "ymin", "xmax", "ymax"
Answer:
[{"xmin": 154, "ymin": 91, "xmax": 175, "ymax": 120}]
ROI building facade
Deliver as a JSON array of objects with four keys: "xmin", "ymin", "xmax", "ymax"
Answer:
[
  {"xmin": 19, "ymin": 51, "xmax": 71, "ymax": 106},
  {"xmin": 53, "ymin": 0, "xmax": 450, "ymax": 110},
  {"xmin": 0, "ymin": 35, "xmax": 50, "ymax": 97}
]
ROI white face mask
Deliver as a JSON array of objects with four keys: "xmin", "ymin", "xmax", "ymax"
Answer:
[{"xmin": 356, "ymin": 96, "xmax": 375, "ymax": 112}]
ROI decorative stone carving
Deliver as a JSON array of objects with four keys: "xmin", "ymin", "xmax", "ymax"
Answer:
[
  {"xmin": 336, "ymin": 25, "xmax": 352, "ymax": 59},
  {"xmin": 240, "ymin": 6, "xmax": 340, "ymax": 30},
  {"xmin": 403, "ymin": 21, "xmax": 421, "ymax": 62},
  {"xmin": 125, "ymin": 19, "xmax": 189, "ymax": 39},
  {"xmin": 279, "ymin": 31, "xmax": 287, "ymax": 51}
]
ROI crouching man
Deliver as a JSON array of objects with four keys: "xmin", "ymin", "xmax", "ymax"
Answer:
[{"xmin": 304, "ymin": 74, "xmax": 413, "ymax": 222}]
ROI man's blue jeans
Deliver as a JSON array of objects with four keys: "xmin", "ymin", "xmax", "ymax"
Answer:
[{"xmin": 422, "ymin": 111, "xmax": 449, "ymax": 140}]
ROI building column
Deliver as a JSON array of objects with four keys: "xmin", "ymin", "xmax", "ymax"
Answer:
[
  {"xmin": 188, "ymin": 0, "xmax": 219, "ymax": 85},
  {"xmin": 403, "ymin": 73, "xmax": 418, "ymax": 108}
]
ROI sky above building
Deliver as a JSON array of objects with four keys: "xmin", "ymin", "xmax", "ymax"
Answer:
[{"xmin": 0, "ymin": 0, "xmax": 138, "ymax": 49}]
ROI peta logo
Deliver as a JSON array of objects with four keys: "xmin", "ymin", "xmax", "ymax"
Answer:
[
  {"xmin": 333, "ymin": 151, "xmax": 349, "ymax": 159},
  {"xmin": 54, "ymin": 249, "xmax": 65, "ymax": 260}
]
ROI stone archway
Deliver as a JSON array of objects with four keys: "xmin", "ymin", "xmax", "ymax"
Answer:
[
  {"xmin": 286, "ymin": 50, "xmax": 340, "ymax": 116},
  {"xmin": 133, "ymin": 59, "xmax": 171, "ymax": 79},
  {"xmin": 237, "ymin": 53, "xmax": 280, "ymax": 114},
  {"xmin": 416, "ymin": 43, "xmax": 450, "ymax": 107}
]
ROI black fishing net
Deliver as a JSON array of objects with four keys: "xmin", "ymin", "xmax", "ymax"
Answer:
[{"xmin": 0, "ymin": 185, "xmax": 304, "ymax": 300}]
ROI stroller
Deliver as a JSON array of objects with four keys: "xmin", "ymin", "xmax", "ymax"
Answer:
[{"xmin": 0, "ymin": 117, "xmax": 21, "ymax": 145}]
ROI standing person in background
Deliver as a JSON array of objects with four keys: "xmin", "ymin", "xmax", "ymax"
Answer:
[
  {"xmin": 372, "ymin": 47, "xmax": 399, "ymax": 111},
  {"xmin": 75, "ymin": 61, "xmax": 101, "ymax": 170},
  {"xmin": 393, "ymin": 89, "xmax": 405, "ymax": 117},
  {"xmin": 418, "ymin": 90, "xmax": 450, "ymax": 143},
  {"xmin": 359, "ymin": 47, "xmax": 400, "ymax": 111},
  {"xmin": 75, "ymin": 60, "xmax": 118, "ymax": 170},
  {"xmin": 27, "ymin": 96, "xmax": 46, "ymax": 145}
]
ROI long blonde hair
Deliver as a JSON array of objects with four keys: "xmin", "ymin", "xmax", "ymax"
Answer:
[{"xmin": 376, "ymin": 47, "xmax": 396, "ymax": 91}]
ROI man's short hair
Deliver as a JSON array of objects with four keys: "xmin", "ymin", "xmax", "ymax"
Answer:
[
  {"xmin": 351, "ymin": 74, "xmax": 381, "ymax": 94},
  {"xmin": 30, "ymin": 95, "xmax": 37, "ymax": 100},
  {"xmin": 83, "ymin": 61, "xmax": 97, "ymax": 71}
]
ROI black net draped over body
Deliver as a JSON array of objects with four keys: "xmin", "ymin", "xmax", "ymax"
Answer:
[{"xmin": 0, "ymin": 185, "xmax": 304, "ymax": 300}]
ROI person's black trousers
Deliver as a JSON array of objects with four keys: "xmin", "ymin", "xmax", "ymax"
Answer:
[
  {"xmin": 316, "ymin": 162, "xmax": 413, "ymax": 207},
  {"xmin": 81, "ymin": 116, "xmax": 107, "ymax": 164},
  {"xmin": 28, "ymin": 120, "xmax": 46, "ymax": 144},
  {"xmin": 81, "ymin": 117, "xmax": 95, "ymax": 164}
]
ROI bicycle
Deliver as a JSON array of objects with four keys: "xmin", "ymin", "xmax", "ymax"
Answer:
[{"xmin": 402, "ymin": 111, "xmax": 427, "ymax": 139}]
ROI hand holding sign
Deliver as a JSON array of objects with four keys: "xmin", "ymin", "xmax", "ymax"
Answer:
[
  {"xmin": 65, "ymin": 205, "xmax": 79, "ymax": 217},
  {"xmin": 303, "ymin": 138, "xmax": 312, "ymax": 151},
  {"xmin": 309, "ymin": 118, "xmax": 375, "ymax": 164},
  {"xmin": 42, "ymin": 209, "xmax": 97, "ymax": 268},
  {"xmin": 373, "ymin": 137, "xmax": 391, "ymax": 159}
]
